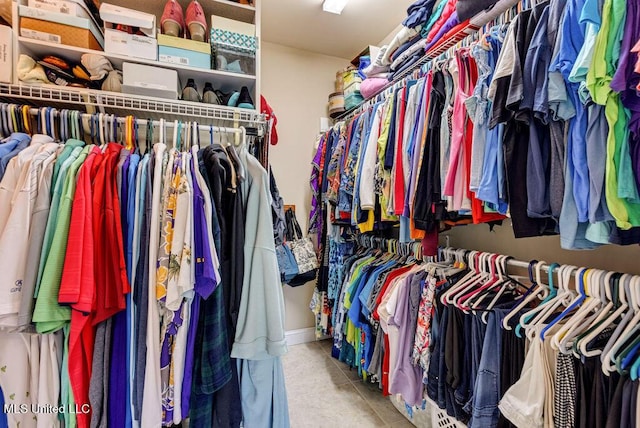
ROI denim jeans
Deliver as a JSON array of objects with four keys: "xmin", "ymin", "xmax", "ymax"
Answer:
[
  {"xmin": 464, "ymin": 314, "xmax": 487, "ymax": 415},
  {"xmin": 469, "ymin": 308, "xmax": 510, "ymax": 428}
]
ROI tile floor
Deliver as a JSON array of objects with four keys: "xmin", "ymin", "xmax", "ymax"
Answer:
[{"xmin": 282, "ymin": 340, "xmax": 415, "ymax": 428}]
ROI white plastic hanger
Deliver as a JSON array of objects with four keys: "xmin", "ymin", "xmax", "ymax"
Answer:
[
  {"xmin": 579, "ymin": 273, "xmax": 631, "ymax": 358},
  {"xmin": 602, "ymin": 275, "xmax": 640, "ymax": 374},
  {"xmin": 553, "ymin": 270, "xmax": 608, "ymax": 353},
  {"xmin": 448, "ymin": 252, "xmax": 494, "ymax": 307},
  {"xmin": 519, "ymin": 265, "xmax": 576, "ymax": 338},
  {"xmin": 440, "ymin": 250, "xmax": 480, "ymax": 304}
]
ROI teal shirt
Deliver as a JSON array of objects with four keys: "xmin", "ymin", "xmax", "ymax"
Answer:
[
  {"xmin": 51, "ymin": 139, "xmax": 84, "ymax": 196},
  {"xmin": 422, "ymin": 0, "xmax": 448, "ymax": 36}
]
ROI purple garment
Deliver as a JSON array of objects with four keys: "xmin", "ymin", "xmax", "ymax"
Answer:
[
  {"xmin": 610, "ymin": 0, "xmax": 640, "ymax": 190},
  {"xmin": 191, "ymin": 155, "xmax": 217, "ymax": 299},
  {"xmin": 109, "ymin": 312, "xmax": 128, "ymax": 427},
  {"xmin": 108, "ymin": 154, "xmax": 131, "ymax": 428},
  {"xmin": 388, "ymin": 273, "xmax": 424, "ymax": 406},
  {"xmin": 181, "ymin": 155, "xmax": 218, "ymax": 416},
  {"xmin": 424, "ymin": 12, "xmax": 460, "ymax": 52},
  {"xmin": 308, "ymin": 135, "xmax": 325, "ymax": 234}
]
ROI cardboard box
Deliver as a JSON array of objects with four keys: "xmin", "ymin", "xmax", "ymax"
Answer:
[
  {"xmin": 122, "ymin": 62, "xmax": 179, "ymax": 100},
  {"xmin": 350, "ymin": 45, "xmax": 380, "ymax": 67},
  {"xmin": 27, "ymin": 0, "xmax": 92, "ymax": 19},
  {"xmin": 0, "ymin": 25, "xmax": 12, "ymax": 83},
  {"xmin": 20, "ymin": 17, "xmax": 102, "ymax": 50},
  {"xmin": 19, "ymin": 4, "xmax": 104, "ymax": 47},
  {"xmin": 157, "ymin": 34, "xmax": 210, "ymax": 70},
  {"xmin": 100, "ymin": 3, "xmax": 157, "ymax": 60}
]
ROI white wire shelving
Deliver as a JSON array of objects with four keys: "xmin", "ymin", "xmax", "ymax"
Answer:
[{"xmin": 0, "ymin": 82, "xmax": 265, "ymax": 125}]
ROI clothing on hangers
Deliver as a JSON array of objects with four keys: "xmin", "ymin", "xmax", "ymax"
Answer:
[{"xmin": 0, "ymin": 104, "xmax": 288, "ymax": 428}]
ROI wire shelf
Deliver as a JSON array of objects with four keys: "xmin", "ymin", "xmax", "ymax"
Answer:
[{"xmin": 0, "ymin": 83, "xmax": 265, "ymax": 125}]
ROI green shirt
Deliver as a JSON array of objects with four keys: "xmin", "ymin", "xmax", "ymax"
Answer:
[
  {"xmin": 586, "ymin": 0, "xmax": 640, "ymax": 229},
  {"xmin": 33, "ymin": 145, "xmax": 90, "ymax": 333},
  {"xmin": 34, "ymin": 146, "xmax": 84, "ymax": 297},
  {"xmin": 51, "ymin": 139, "xmax": 85, "ymax": 197}
]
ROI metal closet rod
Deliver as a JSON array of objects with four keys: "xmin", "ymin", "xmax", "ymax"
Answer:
[{"xmin": 22, "ymin": 107, "xmax": 258, "ymax": 135}]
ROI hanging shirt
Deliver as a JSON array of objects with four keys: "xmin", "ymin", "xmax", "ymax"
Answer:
[
  {"xmin": 33, "ymin": 144, "xmax": 91, "ymax": 333},
  {"xmin": 231, "ymin": 147, "xmax": 287, "ymax": 360},
  {"xmin": 0, "ymin": 136, "xmax": 57, "ymax": 328}
]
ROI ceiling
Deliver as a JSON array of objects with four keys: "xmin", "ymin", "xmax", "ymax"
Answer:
[{"xmin": 262, "ymin": 0, "xmax": 414, "ymax": 59}]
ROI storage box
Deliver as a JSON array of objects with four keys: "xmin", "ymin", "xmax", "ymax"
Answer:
[
  {"xmin": 0, "ymin": 25, "xmax": 12, "ymax": 83},
  {"xmin": 210, "ymin": 15, "xmax": 256, "ymax": 54},
  {"xmin": 100, "ymin": 3, "xmax": 157, "ymax": 60},
  {"xmin": 19, "ymin": 4, "xmax": 104, "ymax": 47},
  {"xmin": 157, "ymin": 34, "xmax": 210, "ymax": 70},
  {"xmin": 20, "ymin": 17, "xmax": 102, "ymax": 50},
  {"xmin": 211, "ymin": 43, "xmax": 255, "ymax": 75},
  {"xmin": 122, "ymin": 62, "xmax": 179, "ymax": 100},
  {"xmin": 27, "ymin": 0, "xmax": 92, "ymax": 20},
  {"xmin": 350, "ymin": 45, "xmax": 380, "ymax": 67}
]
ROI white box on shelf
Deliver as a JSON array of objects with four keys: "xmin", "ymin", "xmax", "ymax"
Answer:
[
  {"xmin": 27, "ymin": 0, "xmax": 91, "ymax": 19},
  {"xmin": 0, "ymin": 25, "xmax": 12, "ymax": 83},
  {"xmin": 99, "ymin": 3, "xmax": 157, "ymax": 60},
  {"xmin": 122, "ymin": 62, "xmax": 179, "ymax": 100}
]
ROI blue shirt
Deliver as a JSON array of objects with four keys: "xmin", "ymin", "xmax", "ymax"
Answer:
[{"xmin": 0, "ymin": 133, "xmax": 31, "ymax": 180}]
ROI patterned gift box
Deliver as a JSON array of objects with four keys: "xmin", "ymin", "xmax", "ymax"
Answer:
[{"xmin": 210, "ymin": 28, "xmax": 256, "ymax": 54}]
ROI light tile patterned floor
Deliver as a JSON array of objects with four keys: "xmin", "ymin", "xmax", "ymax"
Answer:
[{"xmin": 282, "ymin": 340, "xmax": 416, "ymax": 428}]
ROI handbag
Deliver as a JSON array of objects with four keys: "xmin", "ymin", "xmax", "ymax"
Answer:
[
  {"xmin": 285, "ymin": 208, "xmax": 319, "ymax": 286},
  {"xmin": 276, "ymin": 243, "xmax": 299, "ymax": 283}
]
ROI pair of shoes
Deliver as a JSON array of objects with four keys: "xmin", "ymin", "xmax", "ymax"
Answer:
[
  {"xmin": 161, "ymin": 0, "xmax": 207, "ymax": 42},
  {"xmin": 230, "ymin": 86, "xmax": 254, "ymax": 109},
  {"xmin": 181, "ymin": 78, "xmax": 201, "ymax": 102},
  {"xmin": 182, "ymin": 80, "xmax": 254, "ymax": 109},
  {"xmin": 182, "ymin": 79, "xmax": 221, "ymax": 104},
  {"xmin": 211, "ymin": 86, "xmax": 254, "ymax": 109}
]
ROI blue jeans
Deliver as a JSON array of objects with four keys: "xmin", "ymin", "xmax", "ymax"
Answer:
[{"xmin": 469, "ymin": 308, "xmax": 510, "ymax": 428}]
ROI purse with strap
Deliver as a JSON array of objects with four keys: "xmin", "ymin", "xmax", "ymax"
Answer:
[{"xmin": 285, "ymin": 208, "xmax": 319, "ymax": 286}]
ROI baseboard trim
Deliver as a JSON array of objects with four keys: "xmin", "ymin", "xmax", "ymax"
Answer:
[{"xmin": 285, "ymin": 327, "xmax": 322, "ymax": 346}]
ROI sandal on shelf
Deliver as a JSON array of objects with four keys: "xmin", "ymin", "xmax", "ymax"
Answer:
[
  {"xmin": 186, "ymin": 0, "xmax": 207, "ymax": 42},
  {"xmin": 161, "ymin": 0, "xmax": 185, "ymax": 38}
]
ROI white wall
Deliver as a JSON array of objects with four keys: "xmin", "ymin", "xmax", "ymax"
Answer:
[
  {"xmin": 378, "ymin": 24, "xmax": 403, "ymax": 46},
  {"xmin": 261, "ymin": 41, "xmax": 349, "ymax": 331},
  {"xmin": 440, "ymin": 222, "xmax": 640, "ymax": 275}
]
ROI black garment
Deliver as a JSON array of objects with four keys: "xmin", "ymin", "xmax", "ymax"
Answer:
[
  {"xmin": 445, "ymin": 308, "xmax": 468, "ymax": 421},
  {"xmin": 269, "ymin": 168, "xmax": 286, "ymax": 246},
  {"xmin": 606, "ymin": 377, "xmax": 625, "ymax": 428},
  {"xmin": 456, "ymin": 0, "xmax": 500, "ymax": 21},
  {"xmin": 198, "ymin": 145, "xmax": 245, "ymax": 428},
  {"xmin": 414, "ymin": 71, "xmax": 447, "ymax": 231},
  {"xmin": 133, "ymin": 155, "xmax": 153, "ymax": 420},
  {"xmin": 384, "ymin": 88, "xmax": 402, "ymax": 170},
  {"xmin": 491, "ymin": 7, "xmax": 556, "ymax": 238},
  {"xmin": 201, "ymin": 145, "xmax": 245, "ymax": 337},
  {"xmin": 497, "ymin": 316, "xmax": 526, "ymax": 428}
]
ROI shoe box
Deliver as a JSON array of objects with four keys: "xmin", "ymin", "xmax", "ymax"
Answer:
[
  {"xmin": 122, "ymin": 62, "xmax": 179, "ymax": 99},
  {"xmin": 0, "ymin": 25, "xmax": 11, "ymax": 83},
  {"xmin": 210, "ymin": 15, "xmax": 256, "ymax": 75},
  {"xmin": 100, "ymin": 3, "xmax": 157, "ymax": 60},
  {"xmin": 18, "ymin": 0, "xmax": 104, "ymax": 50},
  {"xmin": 158, "ymin": 34, "xmax": 211, "ymax": 70}
]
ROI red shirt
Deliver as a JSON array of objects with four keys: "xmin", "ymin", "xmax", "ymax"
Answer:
[
  {"xmin": 59, "ymin": 147, "xmax": 101, "ymax": 428},
  {"xmin": 93, "ymin": 143, "xmax": 130, "ymax": 325}
]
